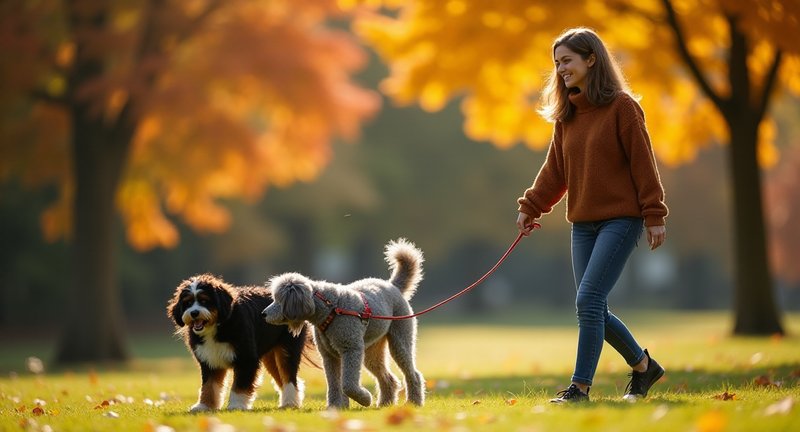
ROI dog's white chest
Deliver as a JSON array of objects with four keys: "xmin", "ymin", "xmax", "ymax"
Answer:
[{"xmin": 194, "ymin": 338, "xmax": 236, "ymax": 368}]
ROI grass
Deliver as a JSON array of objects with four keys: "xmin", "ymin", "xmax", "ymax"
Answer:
[{"xmin": 1, "ymin": 310, "xmax": 799, "ymax": 431}]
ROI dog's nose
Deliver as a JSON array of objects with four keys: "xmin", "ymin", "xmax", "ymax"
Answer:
[{"xmin": 190, "ymin": 310, "xmax": 199, "ymax": 318}]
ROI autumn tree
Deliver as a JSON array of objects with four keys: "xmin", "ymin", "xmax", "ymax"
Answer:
[
  {"xmin": 346, "ymin": 0, "xmax": 800, "ymax": 334},
  {"xmin": 0, "ymin": 0, "xmax": 379, "ymax": 363}
]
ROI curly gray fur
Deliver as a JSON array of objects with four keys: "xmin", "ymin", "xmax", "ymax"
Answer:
[{"xmin": 262, "ymin": 238, "xmax": 426, "ymax": 409}]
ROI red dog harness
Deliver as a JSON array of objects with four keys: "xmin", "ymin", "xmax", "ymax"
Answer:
[{"xmin": 314, "ymin": 291, "xmax": 372, "ymax": 332}]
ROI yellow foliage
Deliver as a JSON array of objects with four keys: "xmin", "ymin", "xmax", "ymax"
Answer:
[
  {"xmin": 758, "ymin": 119, "xmax": 779, "ymax": 168},
  {"xmin": 353, "ymin": 0, "xmax": 799, "ymax": 167}
]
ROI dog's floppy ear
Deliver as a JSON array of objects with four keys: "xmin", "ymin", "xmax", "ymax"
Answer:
[
  {"xmin": 214, "ymin": 283, "xmax": 235, "ymax": 321},
  {"xmin": 167, "ymin": 290, "xmax": 185, "ymax": 327},
  {"xmin": 274, "ymin": 276, "xmax": 315, "ymax": 321}
]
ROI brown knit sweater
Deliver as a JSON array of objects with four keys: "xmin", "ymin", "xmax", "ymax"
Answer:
[{"xmin": 517, "ymin": 91, "xmax": 668, "ymax": 227}]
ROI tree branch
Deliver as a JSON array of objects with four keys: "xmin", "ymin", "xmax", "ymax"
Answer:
[
  {"xmin": 660, "ymin": 0, "xmax": 726, "ymax": 111},
  {"xmin": 727, "ymin": 14, "xmax": 750, "ymax": 118},
  {"xmin": 755, "ymin": 49, "xmax": 783, "ymax": 124}
]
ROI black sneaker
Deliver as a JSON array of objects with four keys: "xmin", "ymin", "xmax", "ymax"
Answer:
[
  {"xmin": 623, "ymin": 349, "xmax": 665, "ymax": 401},
  {"xmin": 549, "ymin": 384, "xmax": 590, "ymax": 403}
]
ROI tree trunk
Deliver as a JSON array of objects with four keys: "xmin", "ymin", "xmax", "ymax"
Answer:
[
  {"xmin": 727, "ymin": 119, "xmax": 784, "ymax": 335},
  {"xmin": 724, "ymin": 20, "xmax": 784, "ymax": 335},
  {"xmin": 55, "ymin": 3, "xmax": 135, "ymax": 361},
  {"xmin": 54, "ymin": 111, "xmax": 132, "ymax": 363}
]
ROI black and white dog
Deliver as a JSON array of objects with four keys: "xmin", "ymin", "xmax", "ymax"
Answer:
[{"xmin": 168, "ymin": 273, "xmax": 311, "ymax": 411}]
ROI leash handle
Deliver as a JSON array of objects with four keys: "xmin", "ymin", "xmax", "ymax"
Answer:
[{"xmin": 370, "ymin": 224, "xmax": 540, "ymax": 321}]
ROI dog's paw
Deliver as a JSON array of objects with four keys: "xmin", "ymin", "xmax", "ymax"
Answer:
[
  {"xmin": 345, "ymin": 388, "xmax": 373, "ymax": 407},
  {"xmin": 189, "ymin": 403, "xmax": 212, "ymax": 412},
  {"xmin": 227, "ymin": 391, "xmax": 254, "ymax": 410}
]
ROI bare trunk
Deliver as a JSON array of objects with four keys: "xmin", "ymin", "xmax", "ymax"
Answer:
[
  {"xmin": 727, "ymin": 120, "xmax": 783, "ymax": 335},
  {"xmin": 54, "ymin": 110, "xmax": 132, "ymax": 363},
  {"xmin": 724, "ymin": 20, "xmax": 784, "ymax": 335}
]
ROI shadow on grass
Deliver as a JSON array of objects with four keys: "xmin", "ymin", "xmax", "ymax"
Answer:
[{"xmin": 423, "ymin": 362, "xmax": 800, "ymax": 402}]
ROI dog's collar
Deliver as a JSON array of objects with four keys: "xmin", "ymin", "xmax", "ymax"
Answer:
[{"xmin": 313, "ymin": 290, "xmax": 372, "ymax": 332}]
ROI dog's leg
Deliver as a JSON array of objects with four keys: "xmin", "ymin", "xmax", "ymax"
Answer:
[
  {"xmin": 387, "ymin": 320, "xmax": 425, "ymax": 406},
  {"xmin": 263, "ymin": 347, "xmax": 305, "ymax": 408},
  {"xmin": 364, "ymin": 338, "xmax": 400, "ymax": 406},
  {"xmin": 317, "ymin": 340, "xmax": 348, "ymax": 409},
  {"xmin": 262, "ymin": 351, "xmax": 286, "ymax": 407},
  {"xmin": 227, "ymin": 360, "xmax": 261, "ymax": 410},
  {"xmin": 340, "ymin": 348, "xmax": 373, "ymax": 407},
  {"xmin": 192, "ymin": 366, "xmax": 228, "ymax": 412}
]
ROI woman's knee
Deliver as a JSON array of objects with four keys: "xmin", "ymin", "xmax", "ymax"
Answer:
[{"xmin": 575, "ymin": 291, "xmax": 605, "ymax": 322}]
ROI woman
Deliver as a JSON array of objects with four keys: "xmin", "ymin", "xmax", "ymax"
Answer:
[{"xmin": 516, "ymin": 27, "xmax": 668, "ymax": 403}]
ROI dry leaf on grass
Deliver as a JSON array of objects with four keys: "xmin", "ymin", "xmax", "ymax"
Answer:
[
  {"xmin": 385, "ymin": 407, "xmax": 413, "ymax": 425},
  {"xmin": 753, "ymin": 375, "xmax": 778, "ymax": 388},
  {"xmin": 712, "ymin": 391, "xmax": 735, "ymax": 401}
]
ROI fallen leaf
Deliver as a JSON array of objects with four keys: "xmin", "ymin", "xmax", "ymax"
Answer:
[
  {"xmin": 32, "ymin": 406, "xmax": 45, "ymax": 416},
  {"xmin": 753, "ymin": 375, "xmax": 776, "ymax": 387},
  {"xmin": 505, "ymin": 398, "xmax": 517, "ymax": 406},
  {"xmin": 712, "ymin": 391, "xmax": 735, "ymax": 401},
  {"xmin": 340, "ymin": 419, "xmax": 367, "ymax": 431},
  {"xmin": 103, "ymin": 411, "xmax": 119, "ymax": 418},
  {"xmin": 472, "ymin": 400, "xmax": 481, "ymax": 405},
  {"xmin": 764, "ymin": 397, "xmax": 795, "ymax": 416},
  {"xmin": 385, "ymin": 407, "xmax": 412, "ymax": 425}
]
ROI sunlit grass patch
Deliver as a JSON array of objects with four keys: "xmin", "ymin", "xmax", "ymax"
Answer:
[{"xmin": 1, "ymin": 311, "xmax": 799, "ymax": 431}]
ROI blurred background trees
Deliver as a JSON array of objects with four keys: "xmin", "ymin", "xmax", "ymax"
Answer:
[
  {"xmin": 1, "ymin": 0, "xmax": 799, "ymax": 364},
  {"xmin": 0, "ymin": 0, "xmax": 379, "ymax": 362}
]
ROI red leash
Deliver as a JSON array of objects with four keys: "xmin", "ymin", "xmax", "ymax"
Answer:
[{"xmin": 320, "ymin": 224, "xmax": 540, "ymax": 323}]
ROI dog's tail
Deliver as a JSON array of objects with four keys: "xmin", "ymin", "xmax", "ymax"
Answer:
[{"xmin": 385, "ymin": 238, "xmax": 424, "ymax": 300}]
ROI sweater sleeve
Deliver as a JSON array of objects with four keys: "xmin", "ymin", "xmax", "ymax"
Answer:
[
  {"xmin": 517, "ymin": 122, "xmax": 568, "ymax": 219},
  {"xmin": 617, "ymin": 96, "xmax": 668, "ymax": 227}
]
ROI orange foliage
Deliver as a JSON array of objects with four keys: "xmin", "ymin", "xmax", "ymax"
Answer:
[
  {"xmin": 346, "ymin": 0, "xmax": 799, "ymax": 166},
  {"xmin": 0, "ymin": 0, "xmax": 379, "ymax": 250}
]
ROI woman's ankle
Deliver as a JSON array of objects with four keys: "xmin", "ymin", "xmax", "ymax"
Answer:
[
  {"xmin": 573, "ymin": 382, "xmax": 590, "ymax": 394},
  {"xmin": 632, "ymin": 354, "xmax": 649, "ymax": 373}
]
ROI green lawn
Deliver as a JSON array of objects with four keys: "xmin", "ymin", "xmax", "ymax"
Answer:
[{"xmin": 1, "ymin": 310, "xmax": 799, "ymax": 431}]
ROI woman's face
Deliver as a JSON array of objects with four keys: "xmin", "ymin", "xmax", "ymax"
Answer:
[{"xmin": 554, "ymin": 45, "xmax": 594, "ymax": 91}]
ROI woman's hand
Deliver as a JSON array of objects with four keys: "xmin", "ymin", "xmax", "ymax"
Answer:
[
  {"xmin": 647, "ymin": 225, "xmax": 666, "ymax": 250},
  {"xmin": 516, "ymin": 212, "xmax": 537, "ymax": 236}
]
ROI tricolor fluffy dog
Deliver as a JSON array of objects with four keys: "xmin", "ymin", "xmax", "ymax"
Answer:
[
  {"xmin": 168, "ymin": 274, "xmax": 310, "ymax": 411},
  {"xmin": 262, "ymin": 238, "xmax": 426, "ymax": 409}
]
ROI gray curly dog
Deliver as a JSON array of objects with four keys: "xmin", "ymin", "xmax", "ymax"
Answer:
[{"xmin": 261, "ymin": 238, "xmax": 425, "ymax": 409}]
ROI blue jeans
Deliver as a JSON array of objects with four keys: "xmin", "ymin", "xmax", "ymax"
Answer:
[{"xmin": 570, "ymin": 217, "xmax": 646, "ymax": 386}]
